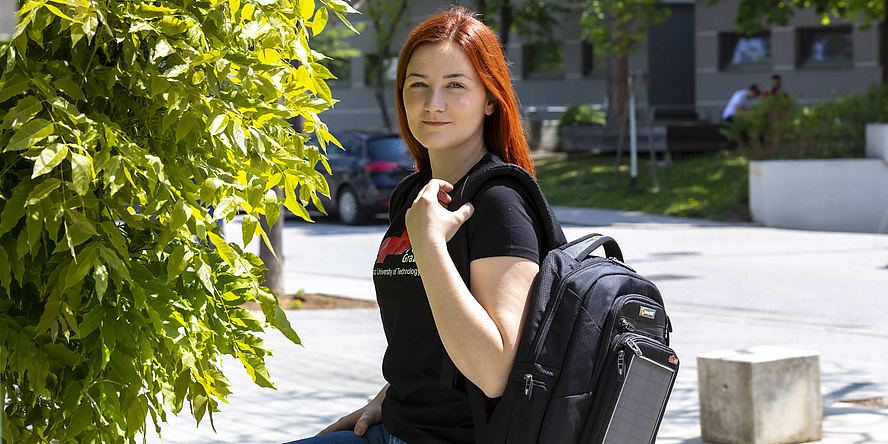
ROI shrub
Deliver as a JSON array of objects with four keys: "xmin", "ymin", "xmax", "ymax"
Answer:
[
  {"xmin": 723, "ymin": 83, "xmax": 888, "ymax": 160},
  {"xmin": 556, "ymin": 104, "xmax": 606, "ymax": 146},
  {"xmin": 0, "ymin": 1, "xmax": 356, "ymax": 443},
  {"xmin": 558, "ymin": 104, "xmax": 607, "ymax": 128}
]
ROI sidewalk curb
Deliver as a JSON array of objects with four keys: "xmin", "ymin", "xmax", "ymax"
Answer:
[{"xmin": 552, "ymin": 206, "xmax": 761, "ymax": 228}]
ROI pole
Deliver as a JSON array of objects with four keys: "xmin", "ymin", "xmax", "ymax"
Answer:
[
  {"xmin": 628, "ymin": 73, "xmax": 638, "ymax": 187},
  {"xmin": 643, "ymin": 72, "xmax": 659, "ymax": 190},
  {"xmin": 612, "ymin": 101, "xmax": 630, "ymax": 186}
]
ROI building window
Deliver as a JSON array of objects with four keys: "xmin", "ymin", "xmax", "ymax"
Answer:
[
  {"xmin": 581, "ymin": 41, "xmax": 607, "ymax": 77},
  {"xmin": 365, "ymin": 54, "xmax": 398, "ymax": 86},
  {"xmin": 719, "ymin": 32, "xmax": 771, "ymax": 70},
  {"xmin": 798, "ymin": 26, "xmax": 853, "ymax": 67},
  {"xmin": 523, "ymin": 41, "xmax": 564, "ymax": 79},
  {"xmin": 880, "ymin": 22, "xmax": 885, "ymax": 67}
]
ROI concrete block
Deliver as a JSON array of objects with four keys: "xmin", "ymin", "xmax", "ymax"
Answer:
[
  {"xmin": 698, "ymin": 346, "xmax": 822, "ymax": 444},
  {"xmin": 866, "ymin": 123, "xmax": 888, "ymax": 163},
  {"xmin": 748, "ymin": 159, "xmax": 888, "ymax": 233}
]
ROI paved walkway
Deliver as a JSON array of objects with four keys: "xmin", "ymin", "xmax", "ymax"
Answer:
[{"xmin": 146, "ymin": 208, "xmax": 888, "ymax": 443}]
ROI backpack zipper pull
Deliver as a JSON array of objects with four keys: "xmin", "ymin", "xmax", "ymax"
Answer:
[
  {"xmin": 620, "ymin": 317, "xmax": 636, "ymax": 332},
  {"xmin": 627, "ymin": 338, "xmax": 643, "ymax": 356},
  {"xmin": 524, "ymin": 373, "xmax": 534, "ymax": 400},
  {"xmin": 607, "ymin": 257, "xmax": 636, "ymax": 272},
  {"xmin": 617, "ymin": 350, "xmax": 626, "ymax": 379}
]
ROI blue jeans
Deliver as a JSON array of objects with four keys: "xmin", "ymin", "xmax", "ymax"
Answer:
[{"xmin": 284, "ymin": 424, "xmax": 407, "ymax": 444}]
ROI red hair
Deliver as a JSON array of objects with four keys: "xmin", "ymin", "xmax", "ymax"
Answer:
[{"xmin": 395, "ymin": 6, "xmax": 535, "ymax": 177}]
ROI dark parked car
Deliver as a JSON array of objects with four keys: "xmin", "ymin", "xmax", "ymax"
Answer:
[{"xmin": 315, "ymin": 131, "xmax": 414, "ymax": 225}]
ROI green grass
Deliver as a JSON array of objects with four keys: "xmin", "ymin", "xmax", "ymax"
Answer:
[{"xmin": 534, "ymin": 150, "xmax": 751, "ymax": 222}]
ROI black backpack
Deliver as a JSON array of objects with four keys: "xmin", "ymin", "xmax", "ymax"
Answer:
[{"xmin": 443, "ymin": 156, "xmax": 679, "ymax": 444}]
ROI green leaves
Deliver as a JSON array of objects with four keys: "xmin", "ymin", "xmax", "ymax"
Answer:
[
  {"xmin": 5, "ymin": 118, "xmax": 54, "ymax": 152},
  {"xmin": 0, "ymin": 180, "xmax": 34, "ymax": 237},
  {"xmin": 1, "ymin": 0, "xmax": 356, "ymax": 442},
  {"xmin": 207, "ymin": 232, "xmax": 237, "ymax": 269},
  {"xmin": 93, "ymin": 265, "xmax": 109, "ymax": 301},
  {"xmin": 26, "ymin": 177, "xmax": 61, "ymax": 206},
  {"xmin": 32, "ymin": 143, "xmax": 68, "ymax": 178},
  {"xmin": 579, "ymin": 0, "xmax": 668, "ymax": 57},
  {"xmin": 54, "ymin": 77, "xmax": 86, "ymax": 102},
  {"xmin": 0, "ymin": 74, "xmax": 31, "ymax": 103},
  {"xmin": 718, "ymin": 0, "xmax": 886, "ymax": 34},
  {"xmin": 725, "ymin": 84, "xmax": 888, "ymax": 159},
  {"xmin": 312, "ymin": 7, "xmax": 329, "ymax": 35},
  {"xmin": 241, "ymin": 214, "xmax": 259, "ymax": 246},
  {"xmin": 166, "ymin": 243, "xmax": 192, "ymax": 282},
  {"xmin": 70, "ymin": 152, "xmax": 93, "ymax": 196},
  {"xmin": 1, "ymin": 96, "xmax": 42, "ymax": 130},
  {"xmin": 238, "ymin": 352, "xmax": 275, "ymax": 389}
]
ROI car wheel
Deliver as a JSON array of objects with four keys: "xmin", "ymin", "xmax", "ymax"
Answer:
[{"xmin": 337, "ymin": 186, "xmax": 368, "ymax": 225}]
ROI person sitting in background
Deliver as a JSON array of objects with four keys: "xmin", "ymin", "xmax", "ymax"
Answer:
[
  {"xmin": 762, "ymin": 74, "xmax": 788, "ymax": 99},
  {"xmin": 722, "ymin": 84, "xmax": 760, "ymax": 123}
]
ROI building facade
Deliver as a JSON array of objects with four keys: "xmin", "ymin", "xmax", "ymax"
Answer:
[
  {"xmin": 695, "ymin": 0, "xmax": 885, "ymax": 122},
  {"xmin": 318, "ymin": 0, "xmax": 884, "ymax": 133}
]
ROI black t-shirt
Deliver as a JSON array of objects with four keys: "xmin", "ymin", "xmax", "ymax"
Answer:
[{"xmin": 373, "ymin": 154, "xmax": 543, "ymax": 443}]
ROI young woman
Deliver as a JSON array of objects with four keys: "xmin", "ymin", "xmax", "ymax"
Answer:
[{"xmin": 286, "ymin": 7, "xmax": 543, "ymax": 444}]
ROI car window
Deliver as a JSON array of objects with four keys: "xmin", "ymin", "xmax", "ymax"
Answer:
[
  {"xmin": 368, "ymin": 137, "xmax": 410, "ymax": 162},
  {"xmin": 342, "ymin": 138, "xmax": 361, "ymax": 157}
]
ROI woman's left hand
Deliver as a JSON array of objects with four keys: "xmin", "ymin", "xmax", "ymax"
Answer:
[{"xmin": 405, "ymin": 179, "xmax": 474, "ymax": 254}]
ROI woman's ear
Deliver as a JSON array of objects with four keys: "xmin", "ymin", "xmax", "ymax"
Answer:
[{"xmin": 485, "ymin": 96, "xmax": 496, "ymax": 116}]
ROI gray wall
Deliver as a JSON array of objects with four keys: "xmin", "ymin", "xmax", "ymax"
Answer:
[
  {"xmin": 320, "ymin": 1, "xmax": 615, "ymax": 132},
  {"xmin": 695, "ymin": 0, "xmax": 884, "ymax": 123}
]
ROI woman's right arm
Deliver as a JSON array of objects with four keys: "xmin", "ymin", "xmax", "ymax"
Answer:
[{"xmin": 316, "ymin": 384, "xmax": 389, "ymax": 436}]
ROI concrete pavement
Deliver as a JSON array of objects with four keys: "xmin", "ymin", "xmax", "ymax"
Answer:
[{"xmin": 146, "ymin": 208, "xmax": 888, "ymax": 443}]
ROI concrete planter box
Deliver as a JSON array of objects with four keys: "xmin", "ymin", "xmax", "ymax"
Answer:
[
  {"xmin": 866, "ymin": 123, "xmax": 888, "ymax": 162},
  {"xmin": 561, "ymin": 125, "xmax": 666, "ymax": 153},
  {"xmin": 749, "ymin": 124, "xmax": 888, "ymax": 233}
]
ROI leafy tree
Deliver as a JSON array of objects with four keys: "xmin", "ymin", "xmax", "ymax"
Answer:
[
  {"xmin": 472, "ymin": 0, "xmax": 568, "ymax": 51},
  {"xmin": 310, "ymin": 13, "xmax": 363, "ymax": 83},
  {"xmin": 0, "ymin": 0, "xmax": 355, "ymax": 442},
  {"xmin": 710, "ymin": 0, "xmax": 887, "ymax": 83},
  {"xmin": 361, "ymin": 0, "xmax": 410, "ymax": 132},
  {"xmin": 473, "ymin": 0, "xmax": 668, "ymax": 126},
  {"xmin": 579, "ymin": 0, "xmax": 668, "ymax": 125}
]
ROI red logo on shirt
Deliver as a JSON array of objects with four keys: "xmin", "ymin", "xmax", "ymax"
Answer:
[{"xmin": 376, "ymin": 229, "xmax": 411, "ymax": 263}]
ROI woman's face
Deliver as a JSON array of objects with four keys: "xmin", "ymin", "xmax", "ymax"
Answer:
[{"xmin": 402, "ymin": 42, "xmax": 495, "ymax": 154}]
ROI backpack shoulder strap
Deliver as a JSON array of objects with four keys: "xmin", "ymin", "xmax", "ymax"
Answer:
[
  {"xmin": 388, "ymin": 168, "xmax": 430, "ymax": 221},
  {"xmin": 441, "ymin": 156, "xmax": 567, "ymax": 438},
  {"xmin": 444, "ymin": 155, "xmax": 567, "ymax": 299},
  {"xmin": 456, "ymin": 159, "xmax": 567, "ymax": 250}
]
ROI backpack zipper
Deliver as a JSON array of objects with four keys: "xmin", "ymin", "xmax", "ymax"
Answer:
[
  {"xmin": 508, "ymin": 371, "xmax": 547, "ymax": 401},
  {"xmin": 523, "ymin": 373, "xmax": 540, "ymax": 400},
  {"xmin": 610, "ymin": 293, "xmax": 667, "ymax": 339},
  {"xmin": 530, "ymin": 257, "xmax": 641, "ymax": 362},
  {"xmin": 607, "ymin": 256, "xmax": 636, "ymax": 272},
  {"xmin": 530, "ymin": 260, "xmax": 609, "ymax": 361},
  {"xmin": 619, "ymin": 316, "xmax": 667, "ymax": 339},
  {"xmin": 617, "ymin": 337, "xmax": 643, "ymax": 381},
  {"xmin": 619, "ymin": 317, "xmax": 636, "ymax": 332}
]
